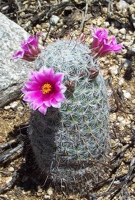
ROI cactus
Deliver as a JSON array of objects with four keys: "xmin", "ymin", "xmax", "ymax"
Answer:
[{"xmin": 28, "ymin": 40, "xmax": 110, "ymax": 194}]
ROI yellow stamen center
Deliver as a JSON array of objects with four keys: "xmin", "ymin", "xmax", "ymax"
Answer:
[{"xmin": 42, "ymin": 83, "xmax": 52, "ymax": 94}]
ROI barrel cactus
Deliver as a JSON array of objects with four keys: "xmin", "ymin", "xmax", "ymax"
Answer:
[
  {"xmin": 28, "ymin": 40, "xmax": 109, "ymax": 193},
  {"xmin": 12, "ymin": 28, "xmax": 123, "ymax": 194}
]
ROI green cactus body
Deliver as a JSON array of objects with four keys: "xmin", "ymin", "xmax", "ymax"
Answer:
[{"xmin": 28, "ymin": 40, "xmax": 109, "ymax": 193}]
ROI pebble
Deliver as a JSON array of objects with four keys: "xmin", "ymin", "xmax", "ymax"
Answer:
[
  {"xmin": 4, "ymin": 101, "xmax": 19, "ymax": 110},
  {"xmin": 104, "ymin": 21, "xmax": 110, "ymax": 27},
  {"xmin": 110, "ymin": 113, "xmax": 117, "ymax": 122},
  {"xmin": 96, "ymin": 17, "xmax": 103, "ymax": 26},
  {"xmin": 132, "ymin": 99, "xmax": 135, "ymax": 104},
  {"xmin": 37, "ymin": 192, "xmax": 42, "ymax": 197},
  {"xmin": 107, "ymin": 89, "xmax": 113, "ymax": 97},
  {"xmin": 122, "ymin": 90, "xmax": 131, "ymax": 99},
  {"xmin": 20, "ymin": 12, "xmax": 26, "ymax": 17},
  {"xmin": 44, "ymin": 195, "xmax": 50, "ymax": 200},
  {"xmin": 133, "ymin": 177, "xmax": 135, "ymax": 183},
  {"xmin": 124, "ymin": 135, "xmax": 131, "ymax": 142},
  {"xmin": 102, "ymin": 7, "xmax": 107, "ymax": 14},
  {"xmin": 117, "ymin": 116, "xmax": 124, "ymax": 122},
  {"xmin": 116, "ymin": 0, "xmax": 129, "ymax": 11},
  {"xmin": 36, "ymin": 24, "xmax": 42, "ymax": 29},
  {"xmin": 38, "ymin": 188, "xmax": 43, "ymax": 193},
  {"xmin": 50, "ymin": 15, "xmax": 60, "ymax": 25},
  {"xmin": 119, "ymin": 77, "xmax": 125, "ymax": 85},
  {"xmin": 121, "ymin": 58, "xmax": 131, "ymax": 68},
  {"xmin": 47, "ymin": 187, "xmax": 53, "ymax": 196},
  {"xmin": 125, "ymin": 34, "xmax": 132, "ymax": 41},
  {"xmin": 129, "ymin": 5, "xmax": 135, "ymax": 14},
  {"xmin": 109, "ymin": 65, "xmax": 119, "ymax": 75},
  {"xmin": 119, "ymin": 28, "xmax": 126, "ymax": 34},
  {"xmin": 113, "ymin": 28, "xmax": 119, "ymax": 35},
  {"xmin": 68, "ymin": 195, "xmax": 78, "ymax": 199},
  {"xmin": 124, "ymin": 151, "xmax": 132, "ymax": 161},
  {"xmin": 41, "ymin": 23, "xmax": 47, "ymax": 29},
  {"xmin": 17, "ymin": 106, "xmax": 24, "ymax": 112},
  {"xmin": 119, "ymin": 125, "xmax": 125, "ymax": 131},
  {"xmin": 8, "ymin": 167, "xmax": 14, "ymax": 172}
]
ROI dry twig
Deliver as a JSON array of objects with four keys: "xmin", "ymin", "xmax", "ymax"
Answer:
[
  {"xmin": 0, "ymin": 143, "xmax": 23, "ymax": 164},
  {"xmin": 80, "ymin": 0, "xmax": 89, "ymax": 32}
]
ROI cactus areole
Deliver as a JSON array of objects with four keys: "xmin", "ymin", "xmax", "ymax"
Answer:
[{"xmin": 26, "ymin": 40, "xmax": 110, "ymax": 194}]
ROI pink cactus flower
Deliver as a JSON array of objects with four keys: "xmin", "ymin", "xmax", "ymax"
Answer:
[
  {"xmin": 12, "ymin": 33, "xmax": 41, "ymax": 61},
  {"xmin": 90, "ymin": 27, "xmax": 123, "ymax": 57},
  {"xmin": 22, "ymin": 67, "xmax": 67, "ymax": 114}
]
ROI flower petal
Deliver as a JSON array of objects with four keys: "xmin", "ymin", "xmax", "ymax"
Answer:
[
  {"xmin": 23, "ymin": 81, "xmax": 41, "ymax": 91},
  {"xmin": 12, "ymin": 50, "xmax": 24, "ymax": 59},
  {"xmin": 54, "ymin": 92, "xmax": 66, "ymax": 102},
  {"xmin": 51, "ymin": 99, "xmax": 61, "ymax": 108},
  {"xmin": 38, "ymin": 105, "xmax": 48, "ymax": 115},
  {"xmin": 23, "ymin": 90, "xmax": 42, "ymax": 102},
  {"xmin": 54, "ymin": 73, "xmax": 64, "ymax": 83}
]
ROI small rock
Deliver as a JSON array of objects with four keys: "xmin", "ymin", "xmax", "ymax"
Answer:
[
  {"xmin": 133, "ymin": 177, "xmax": 135, "ymax": 183},
  {"xmin": 109, "ymin": 65, "xmax": 119, "ymax": 75},
  {"xmin": 47, "ymin": 187, "xmax": 53, "ymax": 196},
  {"xmin": 41, "ymin": 23, "xmax": 47, "ymax": 29},
  {"xmin": 104, "ymin": 21, "xmax": 110, "ymax": 27},
  {"xmin": 4, "ymin": 105, "xmax": 11, "ymax": 110},
  {"xmin": 37, "ymin": 192, "xmax": 42, "ymax": 197},
  {"xmin": 119, "ymin": 78, "xmax": 125, "ymax": 85},
  {"xmin": 117, "ymin": 116, "xmax": 124, "ymax": 122},
  {"xmin": 132, "ymin": 99, "xmax": 135, "ymax": 104},
  {"xmin": 116, "ymin": 0, "xmax": 129, "ymax": 11},
  {"xmin": 125, "ymin": 34, "xmax": 132, "ymax": 41},
  {"xmin": 8, "ymin": 167, "xmax": 14, "ymax": 172},
  {"xmin": 68, "ymin": 195, "xmax": 77, "ymax": 200},
  {"xmin": 119, "ymin": 28, "xmax": 126, "ymax": 34},
  {"xmin": 121, "ymin": 58, "xmax": 131, "ymax": 68},
  {"xmin": 44, "ymin": 195, "xmax": 50, "ymax": 200},
  {"xmin": 20, "ymin": 12, "xmax": 26, "ymax": 17},
  {"xmin": 17, "ymin": 106, "xmax": 24, "ymax": 112},
  {"xmin": 122, "ymin": 90, "xmax": 131, "ymax": 99},
  {"xmin": 50, "ymin": 15, "xmax": 60, "ymax": 25},
  {"xmin": 38, "ymin": 187, "xmax": 43, "ymax": 193},
  {"xmin": 119, "ymin": 125, "xmax": 125, "ymax": 131},
  {"xmin": 107, "ymin": 89, "xmax": 113, "ymax": 97},
  {"xmin": 36, "ymin": 24, "xmax": 42, "ymax": 29},
  {"xmin": 92, "ymin": 19, "xmax": 97, "ymax": 25},
  {"xmin": 113, "ymin": 29, "xmax": 119, "ymax": 35},
  {"xmin": 4, "ymin": 101, "xmax": 19, "ymax": 110},
  {"xmin": 124, "ymin": 135, "xmax": 131, "ymax": 142},
  {"xmin": 129, "ymin": 5, "xmax": 135, "ymax": 15},
  {"xmin": 102, "ymin": 7, "xmax": 107, "ymax": 14},
  {"xmin": 96, "ymin": 17, "xmax": 103, "ymax": 26},
  {"xmin": 124, "ymin": 151, "xmax": 133, "ymax": 162},
  {"xmin": 110, "ymin": 113, "xmax": 117, "ymax": 122}
]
